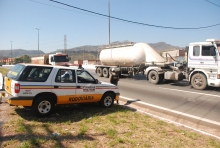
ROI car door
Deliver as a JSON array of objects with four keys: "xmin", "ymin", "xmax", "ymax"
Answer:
[
  {"xmin": 75, "ymin": 70, "xmax": 101, "ymax": 103},
  {"xmin": 51, "ymin": 69, "xmax": 77, "ymax": 105}
]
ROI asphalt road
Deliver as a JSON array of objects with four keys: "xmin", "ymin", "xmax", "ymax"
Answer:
[{"xmin": 87, "ymin": 69, "xmax": 220, "ymax": 130}]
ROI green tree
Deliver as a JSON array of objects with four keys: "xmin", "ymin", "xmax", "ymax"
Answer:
[
  {"xmin": 23, "ymin": 55, "xmax": 31, "ymax": 63},
  {"xmin": 14, "ymin": 58, "xmax": 23, "ymax": 64}
]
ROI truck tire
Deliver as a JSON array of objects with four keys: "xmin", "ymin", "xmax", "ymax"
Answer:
[
  {"xmin": 148, "ymin": 70, "xmax": 161, "ymax": 84},
  {"xmin": 99, "ymin": 93, "xmax": 114, "ymax": 108},
  {"xmin": 97, "ymin": 67, "xmax": 103, "ymax": 77},
  {"xmin": 191, "ymin": 73, "xmax": 207, "ymax": 90},
  {"xmin": 103, "ymin": 68, "xmax": 109, "ymax": 78},
  {"xmin": 32, "ymin": 96, "xmax": 55, "ymax": 117}
]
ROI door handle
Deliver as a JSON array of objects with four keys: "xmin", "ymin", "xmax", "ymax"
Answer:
[
  {"xmin": 200, "ymin": 62, "xmax": 204, "ymax": 64},
  {"xmin": 76, "ymin": 86, "xmax": 80, "ymax": 88},
  {"xmin": 54, "ymin": 86, "xmax": 59, "ymax": 88}
]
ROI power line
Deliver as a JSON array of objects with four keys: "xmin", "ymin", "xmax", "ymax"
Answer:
[
  {"xmin": 50, "ymin": 0, "xmax": 220, "ymax": 30},
  {"xmin": 205, "ymin": 0, "xmax": 220, "ymax": 8}
]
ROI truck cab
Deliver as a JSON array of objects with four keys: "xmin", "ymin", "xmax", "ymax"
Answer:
[
  {"xmin": 49, "ymin": 52, "xmax": 71, "ymax": 66},
  {"xmin": 187, "ymin": 39, "xmax": 220, "ymax": 89}
]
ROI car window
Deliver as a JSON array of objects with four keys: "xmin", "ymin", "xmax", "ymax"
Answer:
[
  {"xmin": 7, "ymin": 64, "xmax": 25, "ymax": 80},
  {"xmin": 22, "ymin": 66, "xmax": 52, "ymax": 82},
  {"xmin": 76, "ymin": 70, "xmax": 96, "ymax": 83},
  {"xmin": 55, "ymin": 69, "xmax": 76, "ymax": 83}
]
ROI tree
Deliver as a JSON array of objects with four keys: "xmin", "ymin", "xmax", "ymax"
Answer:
[
  {"xmin": 23, "ymin": 55, "xmax": 31, "ymax": 63},
  {"xmin": 14, "ymin": 58, "xmax": 23, "ymax": 64}
]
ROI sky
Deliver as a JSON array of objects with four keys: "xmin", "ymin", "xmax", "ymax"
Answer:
[{"xmin": 0, "ymin": 0, "xmax": 220, "ymax": 54}]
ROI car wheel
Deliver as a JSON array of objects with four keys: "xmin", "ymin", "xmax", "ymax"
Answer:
[
  {"xmin": 99, "ymin": 93, "xmax": 114, "ymax": 108},
  {"xmin": 32, "ymin": 96, "xmax": 55, "ymax": 117},
  {"xmin": 191, "ymin": 73, "xmax": 207, "ymax": 90}
]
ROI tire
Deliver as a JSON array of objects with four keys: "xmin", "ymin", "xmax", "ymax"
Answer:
[
  {"xmin": 148, "ymin": 70, "xmax": 160, "ymax": 84},
  {"xmin": 99, "ymin": 93, "xmax": 114, "ymax": 108},
  {"xmin": 32, "ymin": 96, "xmax": 55, "ymax": 117},
  {"xmin": 103, "ymin": 68, "xmax": 109, "ymax": 78},
  {"xmin": 97, "ymin": 67, "xmax": 103, "ymax": 77},
  {"xmin": 191, "ymin": 73, "xmax": 207, "ymax": 90}
]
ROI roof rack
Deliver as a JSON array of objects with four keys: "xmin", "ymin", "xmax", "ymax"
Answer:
[{"xmin": 99, "ymin": 42, "xmax": 135, "ymax": 49}]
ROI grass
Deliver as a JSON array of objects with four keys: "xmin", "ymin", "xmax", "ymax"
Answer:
[
  {"xmin": 0, "ymin": 67, "xmax": 10, "ymax": 76},
  {"xmin": 1, "ymin": 103, "xmax": 220, "ymax": 148}
]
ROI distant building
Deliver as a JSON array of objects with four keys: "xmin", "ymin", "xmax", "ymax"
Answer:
[
  {"xmin": 162, "ymin": 50, "xmax": 185, "ymax": 62},
  {"xmin": 0, "ymin": 57, "xmax": 14, "ymax": 65}
]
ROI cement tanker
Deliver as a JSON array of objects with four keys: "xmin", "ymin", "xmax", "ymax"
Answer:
[{"xmin": 96, "ymin": 43, "xmax": 166, "ymax": 78}]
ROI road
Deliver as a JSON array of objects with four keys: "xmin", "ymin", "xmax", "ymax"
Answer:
[{"xmin": 87, "ymin": 68, "xmax": 220, "ymax": 132}]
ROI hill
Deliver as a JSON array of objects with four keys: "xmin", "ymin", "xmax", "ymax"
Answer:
[{"xmin": 0, "ymin": 41, "xmax": 184, "ymax": 60}]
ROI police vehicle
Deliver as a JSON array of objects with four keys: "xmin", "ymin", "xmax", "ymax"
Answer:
[{"xmin": 1, "ymin": 63, "xmax": 120, "ymax": 117}]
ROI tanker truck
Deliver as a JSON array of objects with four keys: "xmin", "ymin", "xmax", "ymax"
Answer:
[
  {"xmin": 95, "ymin": 39, "xmax": 220, "ymax": 90},
  {"xmin": 31, "ymin": 52, "xmax": 72, "ymax": 66}
]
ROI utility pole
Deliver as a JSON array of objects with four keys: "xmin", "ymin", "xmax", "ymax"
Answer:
[
  {"xmin": 64, "ymin": 35, "xmax": 67, "ymax": 54},
  {"xmin": 36, "ymin": 28, "xmax": 40, "ymax": 56},
  {"xmin": 10, "ymin": 41, "xmax": 13, "ymax": 64},
  {"xmin": 108, "ymin": 0, "xmax": 110, "ymax": 45}
]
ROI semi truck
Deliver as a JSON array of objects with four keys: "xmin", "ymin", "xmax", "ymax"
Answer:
[
  {"xmin": 95, "ymin": 39, "xmax": 220, "ymax": 90},
  {"xmin": 31, "ymin": 52, "xmax": 71, "ymax": 66}
]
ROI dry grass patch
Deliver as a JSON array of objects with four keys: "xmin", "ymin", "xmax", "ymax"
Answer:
[
  {"xmin": 0, "ymin": 67, "xmax": 10, "ymax": 76},
  {"xmin": 1, "ymin": 103, "xmax": 220, "ymax": 148}
]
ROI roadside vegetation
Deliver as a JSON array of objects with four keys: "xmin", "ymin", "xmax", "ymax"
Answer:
[
  {"xmin": 1, "ymin": 102, "xmax": 220, "ymax": 148},
  {"xmin": 0, "ymin": 67, "xmax": 9, "ymax": 76}
]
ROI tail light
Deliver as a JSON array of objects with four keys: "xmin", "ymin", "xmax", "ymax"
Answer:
[{"xmin": 14, "ymin": 83, "xmax": 20, "ymax": 93}]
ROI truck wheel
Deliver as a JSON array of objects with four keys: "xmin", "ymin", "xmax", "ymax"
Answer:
[
  {"xmin": 32, "ymin": 96, "xmax": 55, "ymax": 117},
  {"xmin": 148, "ymin": 70, "xmax": 160, "ymax": 84},
  {"xmin": 97, "ymin": 67, "xmax": 103, "ymax": 77},
  {"xmin": 191, "ymin": 73, "xmax": 207, "ymax": 90},
  {"xmin": 103, "ymin": 68, "xmax": 109, "ymax": 78},
  {"xmin": 99, "ymin": 93, "xmax": 114, "ymax": 108}
]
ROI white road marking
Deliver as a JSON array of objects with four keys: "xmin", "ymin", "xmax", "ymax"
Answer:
[
  {"xmin": 159, "ymin": 87, "xmax": 220, "ymax": 98},
  {"xmin": 120, "ymin": 95, "xmax": 220, "ymax": 140}
]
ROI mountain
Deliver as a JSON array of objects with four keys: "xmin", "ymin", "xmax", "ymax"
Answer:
[
  {"xmin": 0, "ymin": 49, "xmax": 44, "ymax": 58},
  {"xmin": 148, "ymin": 42, "xmax": 183, "ymax": 53},
  {"xmin": 0, "ymin": 41, "xmax": 184, "ymax": 58}
]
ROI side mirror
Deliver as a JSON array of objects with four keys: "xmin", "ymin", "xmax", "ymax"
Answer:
[
  {"xmin": 51, "ymin": 57, "xmax": 54, "ymax": 62},
  {"xmin": 68, "ymin": 57, "xmax": 71, "ymax": 61},
  {"xmin": 95, "ymin": 79, "xmax": 99, "ymax": 84}
]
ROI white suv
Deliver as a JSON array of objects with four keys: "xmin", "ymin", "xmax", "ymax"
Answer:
[{"xmin": 2, "ymin": 63, "xmax": 120, "ymax": 117}]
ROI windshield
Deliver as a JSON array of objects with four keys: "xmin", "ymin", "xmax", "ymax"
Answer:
[
  {"xmin": 54, "ymin": 55, "xmax": 69, "ymax": 62},
  {"xmin": 7, "ymin": 64, "xmax": 25, "ymax": 80}
]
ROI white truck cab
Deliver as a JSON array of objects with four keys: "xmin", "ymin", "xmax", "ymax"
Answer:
[
  {"xmin": 145, "ymin": 39, "xmax": 220, "ymax": 90},
  {"xmin": 1, "ymin": 63, "xmax": 120, "ymax": 117},
  {"xmin": 187, "ymin": 39, "xmax": 220, "ymax": 89}
]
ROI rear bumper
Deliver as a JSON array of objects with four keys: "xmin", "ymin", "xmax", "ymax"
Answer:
[{"xmin": 0, "ymin": 92, "xmax": 33, "ymax": 106}]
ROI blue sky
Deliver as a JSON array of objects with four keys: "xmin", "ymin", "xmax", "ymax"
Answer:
[{"xmin": 0, "ymin": 0, "xmax": 220, "ymax": 54}]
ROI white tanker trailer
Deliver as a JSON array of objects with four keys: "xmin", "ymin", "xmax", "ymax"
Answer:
[
  {"xmin": 96, "ymin": 42, "xmax": 168, "ymax": 78},
  {"xmin": 96, "ymin": 39, "xmax": 220, "ymax": 90}
]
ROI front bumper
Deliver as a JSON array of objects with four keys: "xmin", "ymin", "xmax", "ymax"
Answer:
[{"xmin": 115, "ymin": 92, "xmax": 120, "ymax": 101}]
